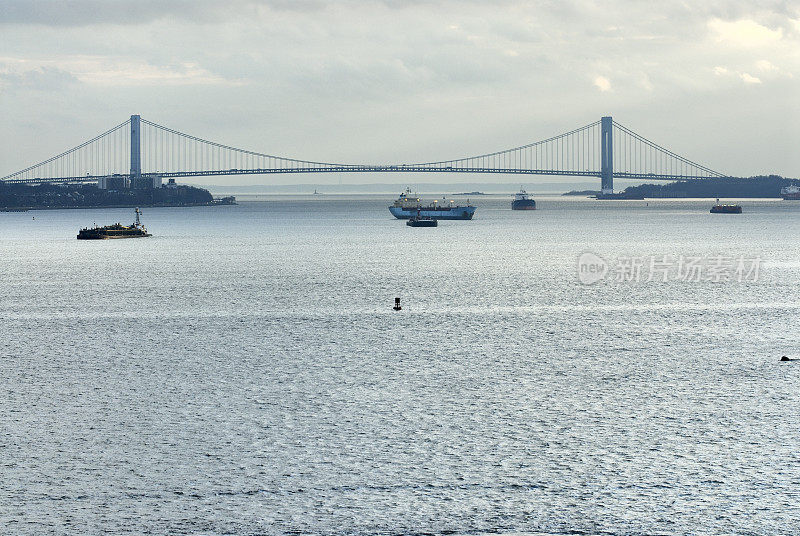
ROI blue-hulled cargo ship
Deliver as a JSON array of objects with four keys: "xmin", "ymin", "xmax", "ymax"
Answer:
[{"xmin": 389, "ymin": 188, "xmax": 476, "ymax": 220}]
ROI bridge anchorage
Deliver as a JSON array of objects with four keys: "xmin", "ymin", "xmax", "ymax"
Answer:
[{"xmin": 1, "ymin": 115, "xmax": 727, "ymax": 192}]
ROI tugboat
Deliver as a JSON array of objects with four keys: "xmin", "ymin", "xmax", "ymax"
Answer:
[
  {"xmin": 710, "ymin": 199, "xmax": 742, "ymax": 214},
  {"xmin": 406, "ymin": 210, "xmax": 438, "ymax": 227},
  {"xmin": 390, "ymin": 188, "xmax": 475, "ymax": 220},
  {"xmin": 511, "ymin": 188, "xmax": 536, "ymax": 210},
  {"xmin": 781, "ymin": 184, "xmax": 800, "ymax": 200},
  {"xmin": 77, "ymin": 208, "xmax": 152, "ymax": 239}
]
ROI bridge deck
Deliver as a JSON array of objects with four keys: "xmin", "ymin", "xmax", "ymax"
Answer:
[{"xmin": 2, "ymin": 168, "xmax": 722, "ymax": 185}]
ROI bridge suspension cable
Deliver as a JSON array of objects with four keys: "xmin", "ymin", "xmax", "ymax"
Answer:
[
  {"xmin": 1, "ymin": 119, "xmax": 132, "ymax": 182},
  {"xmin": 139, "ymin": 119, "xmax": 360, "ymax": 176},
  {"xmin": 611, "ymin": 120, "xmax": 725, "ymax": 180},
  {"xmin": 400, "ymin": 120, "xmax": 602, "ymax": 177}
]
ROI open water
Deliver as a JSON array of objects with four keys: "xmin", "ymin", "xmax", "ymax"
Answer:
[{"xmin": 2, "ymin": 195, "xmax": 800, "ymax": 535}]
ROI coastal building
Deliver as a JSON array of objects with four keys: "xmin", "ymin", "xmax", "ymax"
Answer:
[{"xmin": 97, "ymin": 175, "xmax": 130, "ymax": 190}]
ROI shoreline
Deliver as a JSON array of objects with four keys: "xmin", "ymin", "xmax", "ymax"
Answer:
[{"xmin": 0, "ymin": 201, "xmax": 237, "ymax": 212}]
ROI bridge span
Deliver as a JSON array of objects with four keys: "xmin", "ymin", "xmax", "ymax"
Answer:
[{"xmin": 1, "ymin": 115, "xmax": 727, "ymax": 193}]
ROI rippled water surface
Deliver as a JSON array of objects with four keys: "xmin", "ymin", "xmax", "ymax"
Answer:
[{"xmin": 2, "ymin": 195, "xmax": 800, "ymax": 535}]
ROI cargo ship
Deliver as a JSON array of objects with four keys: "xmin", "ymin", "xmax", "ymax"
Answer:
[
  {"xmin": 77, "ymin": 208, "xmax": 152, "ymax": 239},
  {"xmin": 511, "ymin": 188, "xmax": 536, "ymax": 210},
  {"xmin": 781, "ymin": 184, "xmax": 800, "ymax": 200},
  {"xmin": 389, "ymin": 188, "xmax": 476, "ymax": 220}
]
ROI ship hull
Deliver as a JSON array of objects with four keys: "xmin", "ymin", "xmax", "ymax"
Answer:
[
  {"xmin": 77, "ymin": 230, "xmax": 151, "ymax": 239},
  {"xmin": 77, "ymin": 234, "xmax": 150, "ymax": 239},
  {"xmin": 782, "ymin": 194, "xmax": 800, "ymax": 200},
  {"xmin": 512, "ymin": 200, "xmax": 536, "ymax": 210},
  {"xmin": 389, "ymin": 206, "xmax": 475, "ymax": 220}
]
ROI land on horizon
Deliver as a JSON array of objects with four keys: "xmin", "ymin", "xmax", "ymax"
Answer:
[
  {"xmin": 2, "ymin": 174, "xmax": 796, "ymax": 211},
  {"xmin": 191, "ymin": 174, "xmax": 795, "ymax": 196},
  {"xmin": 0, "ymin": 182, "xmax": 234, "ymax": 211},
  {"xmin": 197, "ymin": 175, "xmax": 798, "ymax": 197}
]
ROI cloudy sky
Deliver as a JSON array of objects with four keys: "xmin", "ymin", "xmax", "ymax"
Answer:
[{"xmin": 1, "ymin": 0, "xmax": 798, "ymax": 186}]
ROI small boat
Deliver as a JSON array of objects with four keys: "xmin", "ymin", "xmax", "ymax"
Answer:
[
  {"xmin": 406, "ymin": 212, "xmax": 438, "ymax": 227},
  {"xmin": 710, "ymin": 203, "xmax": 742, "ymax": 214},
  {"xmin": 77, "ymin": 207, "xmax": 152, "ymax": 239},
  {"xmin": 512, "ymin": 188, "xmax": 536, "ymax": 210}
]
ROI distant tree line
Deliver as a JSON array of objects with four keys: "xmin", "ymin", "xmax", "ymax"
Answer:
[
  {"xmin": 563, "ymin": 175, "xmax": 797, "ymax": 198},
  {"xmin": 621, "ymin": 175, "xmax": 796, "ymax": 198},
  {"xmin": 0, "ymin": 182, "xmax": 214, "ymax": 209}
]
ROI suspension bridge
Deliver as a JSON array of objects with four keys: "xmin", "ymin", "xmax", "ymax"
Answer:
[{"xmin": 0, "ymin": 115, "xmax": 727, "ymax": 193}]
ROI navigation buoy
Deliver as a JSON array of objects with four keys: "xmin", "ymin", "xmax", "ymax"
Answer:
[{"xmin": 393, "ymin": 297, "xmax": 402, "ymax": 311}]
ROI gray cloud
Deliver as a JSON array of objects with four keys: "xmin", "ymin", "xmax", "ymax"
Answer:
[
  {"xmin": 0, "ymin": 66, "xmax": 78, "ymax": 91},
  {"xmin": 1, "ymin": 0, "xmax": 798, "ymax": 179},
  {"xmin": 0, "ymin": 0, "xmax": 334, "ymax": 26},
  {"xmin": 0, "ymin": 1, "xmax": 202, "ymax": 25}
]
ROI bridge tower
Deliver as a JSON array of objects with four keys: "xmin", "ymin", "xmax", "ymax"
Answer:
[
  {"xmin": 130, "ymin": 114, "xmax": 141, "ymax": 179},
  {"xmin": 600, "ymin": 116, "xmax": 613, "ymax": 194}
]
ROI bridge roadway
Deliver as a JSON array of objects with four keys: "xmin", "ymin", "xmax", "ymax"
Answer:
[{"xmin": 1, "ymin": 167, "xmax": 724, "ymax": 185}]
